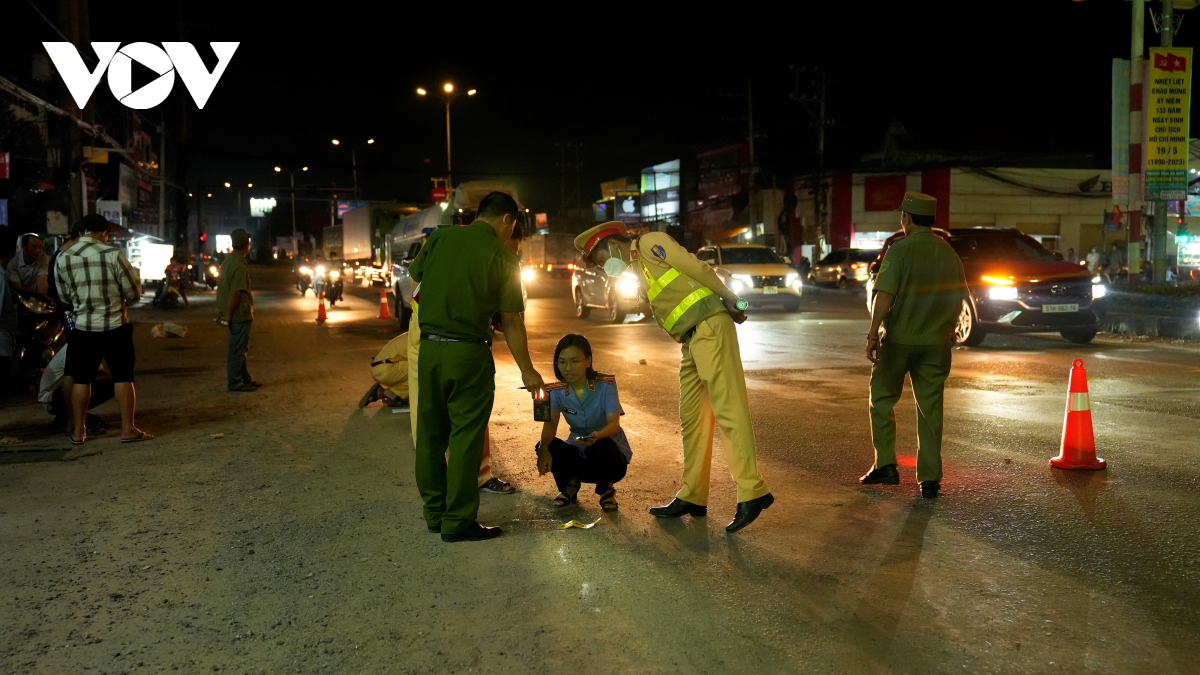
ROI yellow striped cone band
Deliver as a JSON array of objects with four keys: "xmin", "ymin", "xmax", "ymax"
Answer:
[{"xmin": 1069, "ymin": 392, "xmax": 1090, "ymax": 412}]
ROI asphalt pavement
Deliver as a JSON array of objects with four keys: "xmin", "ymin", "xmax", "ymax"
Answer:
[{"xmin": 1, "ymin": 267, "xmax": 1197, "ymax": 674}]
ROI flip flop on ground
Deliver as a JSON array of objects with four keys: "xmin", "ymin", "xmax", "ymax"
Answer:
[{"xmin": 121, "ymin": 431, "xmax": 155, "ymax": 443}]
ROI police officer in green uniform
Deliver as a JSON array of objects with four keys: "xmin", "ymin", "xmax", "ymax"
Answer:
[
  {"xmin": 860, "ymin": 191, "xmax": 968, "ymax": 498},
  {"xmin": 409, "ymin": 192, "xmax": 545, "ymax": 542}
]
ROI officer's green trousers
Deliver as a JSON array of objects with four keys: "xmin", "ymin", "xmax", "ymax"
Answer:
[
  {"xmin": 869, "ymin": 341, "xmax": 952, "ymax": 483},
  {"xmin": 415, "ymin": 340, "xmax": 495, "ymax": 534}
]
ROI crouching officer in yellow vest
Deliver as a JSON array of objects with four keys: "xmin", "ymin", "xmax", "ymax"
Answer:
[
  {"xmin": 861, "ymin": 192, "xmax": 968, "ymax": 498},
  {"xmin": 575, "ymin": 221, "xmax": 773, "ymax": 532}
]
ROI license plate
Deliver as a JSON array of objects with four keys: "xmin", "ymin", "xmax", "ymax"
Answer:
[
  {"xmin": 1042, "ymin": 304, "xmax": 1078, "ymax": 313},
  {"xmin": 763, "ymin": 285, "xmax": 778, "ymax": 294}
]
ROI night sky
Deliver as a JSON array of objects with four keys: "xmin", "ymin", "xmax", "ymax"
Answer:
[{"xmin": 6, "ymin": 0, "xmax": 1197, "ymax": 218}]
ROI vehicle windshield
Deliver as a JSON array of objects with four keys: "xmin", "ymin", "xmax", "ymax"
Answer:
[
  {"xmin": 850, "ymin": 250, "xmax": 878, "ymax": 263},
  {"xmin": 721, "ymin": 248, "xmax": 782, "ymax": 265},
  {"xmin": 949, "ymin": 233, "xmax": 1057, "ymax": 262}
]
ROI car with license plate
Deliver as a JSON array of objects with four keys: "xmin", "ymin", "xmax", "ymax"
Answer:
[
  {"xmin": 809, "ymin": 248, "xmax": 877, "ymax": 289},
  {"xmin": 908, "ymin": 228, "xmax": 1105, "ymax": 346},
  {"xmin": 696, "ymin": 244, "xmax": 803, "ymax": 311}
]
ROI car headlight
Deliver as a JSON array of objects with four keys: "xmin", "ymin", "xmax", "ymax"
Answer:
[
  {"xmin": 1092, "ymin": 284, "xmax": 1107, "ymax": 299},
  {"xmin": 730, "ymin": 274, "xmax": 753, "ymax": 294},
  {"xmin": 988, "ymin": 286, "xmax": 1019, "ymax": 301},
  {"xmin": 300, "ymin": 266, "xmax": 312, "ymax": 276},
  {"xmin": 329, "ymin": 270, "xmax": 340, "ymax": 280},
  {"xmin": 521, "ymin": 268, "xmax": 535, "ymax": 282},
  {"xmin": 786, "ymin": 273, "xmax": 799, "ymax": 289},
  {"xmin": 618, "ymin": 277, "xmax": 639, "ymax": 295},
  {"xmin": 316, "ymin": 265, "xmax": 325, "ymax": 276},
  {"xmin": 209, "ymin": 265, "xmax": 219, "ymax": 277}
]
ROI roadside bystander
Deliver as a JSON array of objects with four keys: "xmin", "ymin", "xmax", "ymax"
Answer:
[
  {"xmin": 216, "ymin": 228, "xmax": 259, "ymax": 392},
  {"xmin": 7, "ymin": 232, "xmax": 49, "ymax": 298},
  {"xmin": 52, "ymin": 214, "xmax": 152, "ymax": 444}
]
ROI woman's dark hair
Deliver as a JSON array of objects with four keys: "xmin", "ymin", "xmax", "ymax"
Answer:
[{"xmin": 553, "ymin": 333, "xmax": 598, "ymax": 382}]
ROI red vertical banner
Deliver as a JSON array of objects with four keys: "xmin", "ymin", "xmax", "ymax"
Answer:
[
  {"xmin": 920, "ymin": 168, "xmax": 951, "ymax": 227},
  {"xmin": 0, "ymin": 152, "xmax": 9, "ymax": 179},
  {"xmin": 831, "ymin": 172, "xmax": 853, "ymax": 249}
]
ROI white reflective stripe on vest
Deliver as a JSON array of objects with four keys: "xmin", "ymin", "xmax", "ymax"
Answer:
[{"xmin": 1069, "ymin": 393, "xmax": 1090, "ymax": 412}]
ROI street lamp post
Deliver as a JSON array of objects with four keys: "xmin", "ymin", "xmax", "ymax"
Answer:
[
  {"xmin": 417, "ymin": 83, "xmax": 476, "ymax": 186},
  {"xmin": 331, "ymin": 138, "xmax": 374, "ymax": 199},
  {"xmin": 274, "ymin": 165, "xmax": 309, "ymax": 242}
]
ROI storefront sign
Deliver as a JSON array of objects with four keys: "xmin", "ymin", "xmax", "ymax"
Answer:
[
  {"xmin": 615, "ymin": 189, "xmax": 640, "ymax": 223},
  {"xmin": 1145, "ymin": 47, "xmax": 1192, "ymax": 200},
  {"xmin": 250, "ymin": 197, "xmax": 276, "ymax": 217}
]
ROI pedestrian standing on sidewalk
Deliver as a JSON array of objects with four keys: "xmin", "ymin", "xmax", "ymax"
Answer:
[
  {"xmin": 53, "ymin": 214, "xmax": 153, "ymax": 444},
  {"xmin": 861, "ymin": 192, "xmax": 967, "ymax": 498},
  {"xmin": 1085, "ymin": 246, "xmax": 1101, "ymax": 273},
  {"xmin": 216, "ymin": 228, "xmax": 259, "ymax": 392},
  {"xmin": 409, "ymin": 191, "xmax": 545, "ymax": 542}
]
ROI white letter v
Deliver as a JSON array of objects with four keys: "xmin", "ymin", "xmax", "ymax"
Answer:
[
  {"xmin": 42, "ymin": 42, "xmax": 120, "ymax": 109},
  {"xmin": 163, "ymin": 42, "xmax": 239, "ymax": 109}
]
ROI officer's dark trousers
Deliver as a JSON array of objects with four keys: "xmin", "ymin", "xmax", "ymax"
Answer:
[
  {"xmin": 869, "ymin": 340, "xmax": 952, "ymax": 483},
  {"xmin": 545, "ymin": 437, "xmax": 627, "ymax": 496},
  {"xmin": 415, "ymin": 340, "xmax": 494, "ymax": 535}
]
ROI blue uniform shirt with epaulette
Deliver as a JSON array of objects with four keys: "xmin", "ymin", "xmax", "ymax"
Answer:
[{"xmin": 547, "ymin": 374, "xmax": 633, "ymax": 463}]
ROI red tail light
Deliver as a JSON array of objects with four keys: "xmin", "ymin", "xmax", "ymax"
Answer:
[{"xmin": 850, "ymin": 263, "xmax": 862, "ymax": 270}]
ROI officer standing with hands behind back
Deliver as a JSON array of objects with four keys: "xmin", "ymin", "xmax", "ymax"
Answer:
[
  {"xmin": 861, "ymin": 192, "xmax": 968, "ymax": 498},
  {"xmin": 576, "ymin": 221, "xmax": 773, "ymax": 533},
  {"xmin": 409, "ymin": 192, "xmax": 545, "ymax": 543}
]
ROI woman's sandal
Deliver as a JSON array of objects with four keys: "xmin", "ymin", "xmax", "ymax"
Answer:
[
  {"xmin": 551, "ymin": 493, "xmax": 574, "ymax": 508},
  {"xmin": 552, "ymin": 480, "xmax": 581, "ymax": 508},
  {"xmin": 599, "ymin": 488, "xmax": 618, "ymax": 511}
]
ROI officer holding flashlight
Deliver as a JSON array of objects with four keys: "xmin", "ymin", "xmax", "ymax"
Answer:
[{"xmin": 575, "ymin": 221, "xmax": 773, "ymax": 533}]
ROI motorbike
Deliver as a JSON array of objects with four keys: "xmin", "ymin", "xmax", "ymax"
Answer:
[
  {"xmin": 205, "ymin": 263, "xmax": 220, "ymax": 289},
  {"xmin": 14, "ymin": 292, "xmax": 64, "ymax": 389},
  {"xmin": 297, "ymin": 263, "xmax": 344, "ymax": 305},
  {"xmin": 152, "ymin": 282, "xmax": 183, "ymax": 309}
]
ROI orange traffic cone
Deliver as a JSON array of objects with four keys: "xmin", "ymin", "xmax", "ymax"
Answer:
[
  {"xmin": 1050, "ymin": 359, "xmax": 1105, "ymax": 470},
  {"xmin": 316, "ymin": 290, "xmax": 328, "ymax": 323},
  {"xmin": 378, "ymin": 289, "xmax": 391, "ymax": 319}
]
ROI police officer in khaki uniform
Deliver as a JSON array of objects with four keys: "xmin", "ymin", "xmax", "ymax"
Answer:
[
  {"xmin": 861, "ymin": 192, "xmax": 968, "ymax": 498},
  {"xmin": 575, "ymin": 222, "xmax": 773, "ymax": 532}
]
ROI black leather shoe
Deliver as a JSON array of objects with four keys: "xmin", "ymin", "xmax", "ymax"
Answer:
[
  {"xmin": 725, "ymin": 493, "xmax": 775, "ymax": 533},
  {"xmin": 920, "ymin": 481, "xmax": 940, "ymax": 499},
  {"xmin": 648, "ymin": 498, "xmax": 707, "ymax": 518},
  {"xmin": 441, "ymin": 522, "xmax": 502, "ymax": 542},
  {"xmin": 860, "ymin": 464, "xmax": 900, "ymax": 485}
]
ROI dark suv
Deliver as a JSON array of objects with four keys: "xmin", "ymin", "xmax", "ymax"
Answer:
[{"xmin": 948, "ymin": 228, "xmax": 1106, "ymax": 345}]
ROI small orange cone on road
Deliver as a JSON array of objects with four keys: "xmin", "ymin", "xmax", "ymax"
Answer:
[
  {"xmin": 316, "ymin": 290, "xmax": 328, "ymax": 323},
  {"xmin": 378, "ymin": 289, "xmax": 391, "ymax": 320},
  {"xmin": 1050, "ymin": 359, "xmax": 1106, "ymax": 470}
]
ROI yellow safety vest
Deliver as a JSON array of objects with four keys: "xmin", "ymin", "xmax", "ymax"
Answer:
[{"xmin": 633, "ymin": 240, "xmax": 726, "ymax": 342}]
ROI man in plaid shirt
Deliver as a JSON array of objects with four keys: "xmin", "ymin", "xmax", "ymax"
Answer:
[{"xmin": 53, "ymin": 214, "xmax": 153, "ymax": 445}]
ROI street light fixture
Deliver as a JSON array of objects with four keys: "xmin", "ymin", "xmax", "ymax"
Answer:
[
  {"xmin": 331, "ymin": 138, "xmax": 374, "ymax": 197},
  {"xmin": 417, "ymin": 81, "xmax": 476, "ymax": 186},
  {"xmin": 274, "ymin": 164, "xmax": 309, "ymax": 241}
]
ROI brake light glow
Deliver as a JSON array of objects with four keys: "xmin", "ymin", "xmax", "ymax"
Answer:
[{"xmin": 850, "ymin": 263, "xmax": 862, "ymax": 270}]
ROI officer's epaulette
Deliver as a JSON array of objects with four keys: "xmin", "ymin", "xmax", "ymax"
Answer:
[
  {"xmin": 592, "ymin": 373, "xmax": 617, "ymax": 383},
  {"xmin": 544, "ymin": 382, "xmax": 568, "ymax": 391}
]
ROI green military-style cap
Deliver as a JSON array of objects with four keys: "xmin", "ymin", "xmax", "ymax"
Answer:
[{"xmin": 895, "ymin": 191, "xmax": 937, "ymax": 217}]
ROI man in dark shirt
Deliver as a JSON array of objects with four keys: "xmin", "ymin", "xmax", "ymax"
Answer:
[{"xmin": 409, "ymin": 192, "xmax": 545, "ymax": 542}]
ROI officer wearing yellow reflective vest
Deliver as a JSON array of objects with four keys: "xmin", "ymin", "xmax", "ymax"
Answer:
[{"xmin": 575, "ymin": 221, "xmax": 773, "ymax": 533}]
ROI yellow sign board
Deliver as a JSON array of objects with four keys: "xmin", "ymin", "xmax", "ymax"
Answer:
[{"xmin": 1145, "ymin": 47, "xmax": 1192, "ymax": 200}]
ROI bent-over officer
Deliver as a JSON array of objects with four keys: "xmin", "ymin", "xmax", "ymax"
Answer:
[
  {"xmin": 409, "ymin": 192, "xmax": 545, "ymax": 542},
  {"xmin": 576, "ymin": 221, "xmax": 773, "ymax": 532},
  {"xmin": 861, "ymin": 192, "xmax": 968, "ymax": 498}
]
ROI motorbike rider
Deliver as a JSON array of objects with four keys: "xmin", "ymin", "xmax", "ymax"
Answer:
[
  {"xmin": 153, "ymin": 257, "xmax": 189, "ymax": 308},
  {"xmin": 8, "ymin": 232, "xmax": 50, "ymax": 300}
]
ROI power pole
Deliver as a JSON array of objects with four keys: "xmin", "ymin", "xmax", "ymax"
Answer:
[
  {"xmin": 556, "ymin": 143, "xmax": 582, "ymax": 221},
  {"xmin": 158, "ymin": 120, "xmax": 167, "ymax": 241},
  {"xmin": 791, "ymin": 66, "xmax": 832, "ymax": 251},
  {"xmin": 747, "ymin": 79, "xmax": 757, "ymax": 185},
  {"xmin": 1129, "ymin": 0, "xmax": 1145, "ymax": 289},
  {"xmin": 1151, "ymin": 0, "xmax": 1174, "ymax": 285}
]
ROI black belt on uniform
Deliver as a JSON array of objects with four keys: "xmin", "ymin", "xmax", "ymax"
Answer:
[
  {"xmin": 420, "ymin": 331, "xmax": 492, "ymax": 347},
  {"xmin": 681, "ymin": 326, "xmax": 697, "ymax": 343}
]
